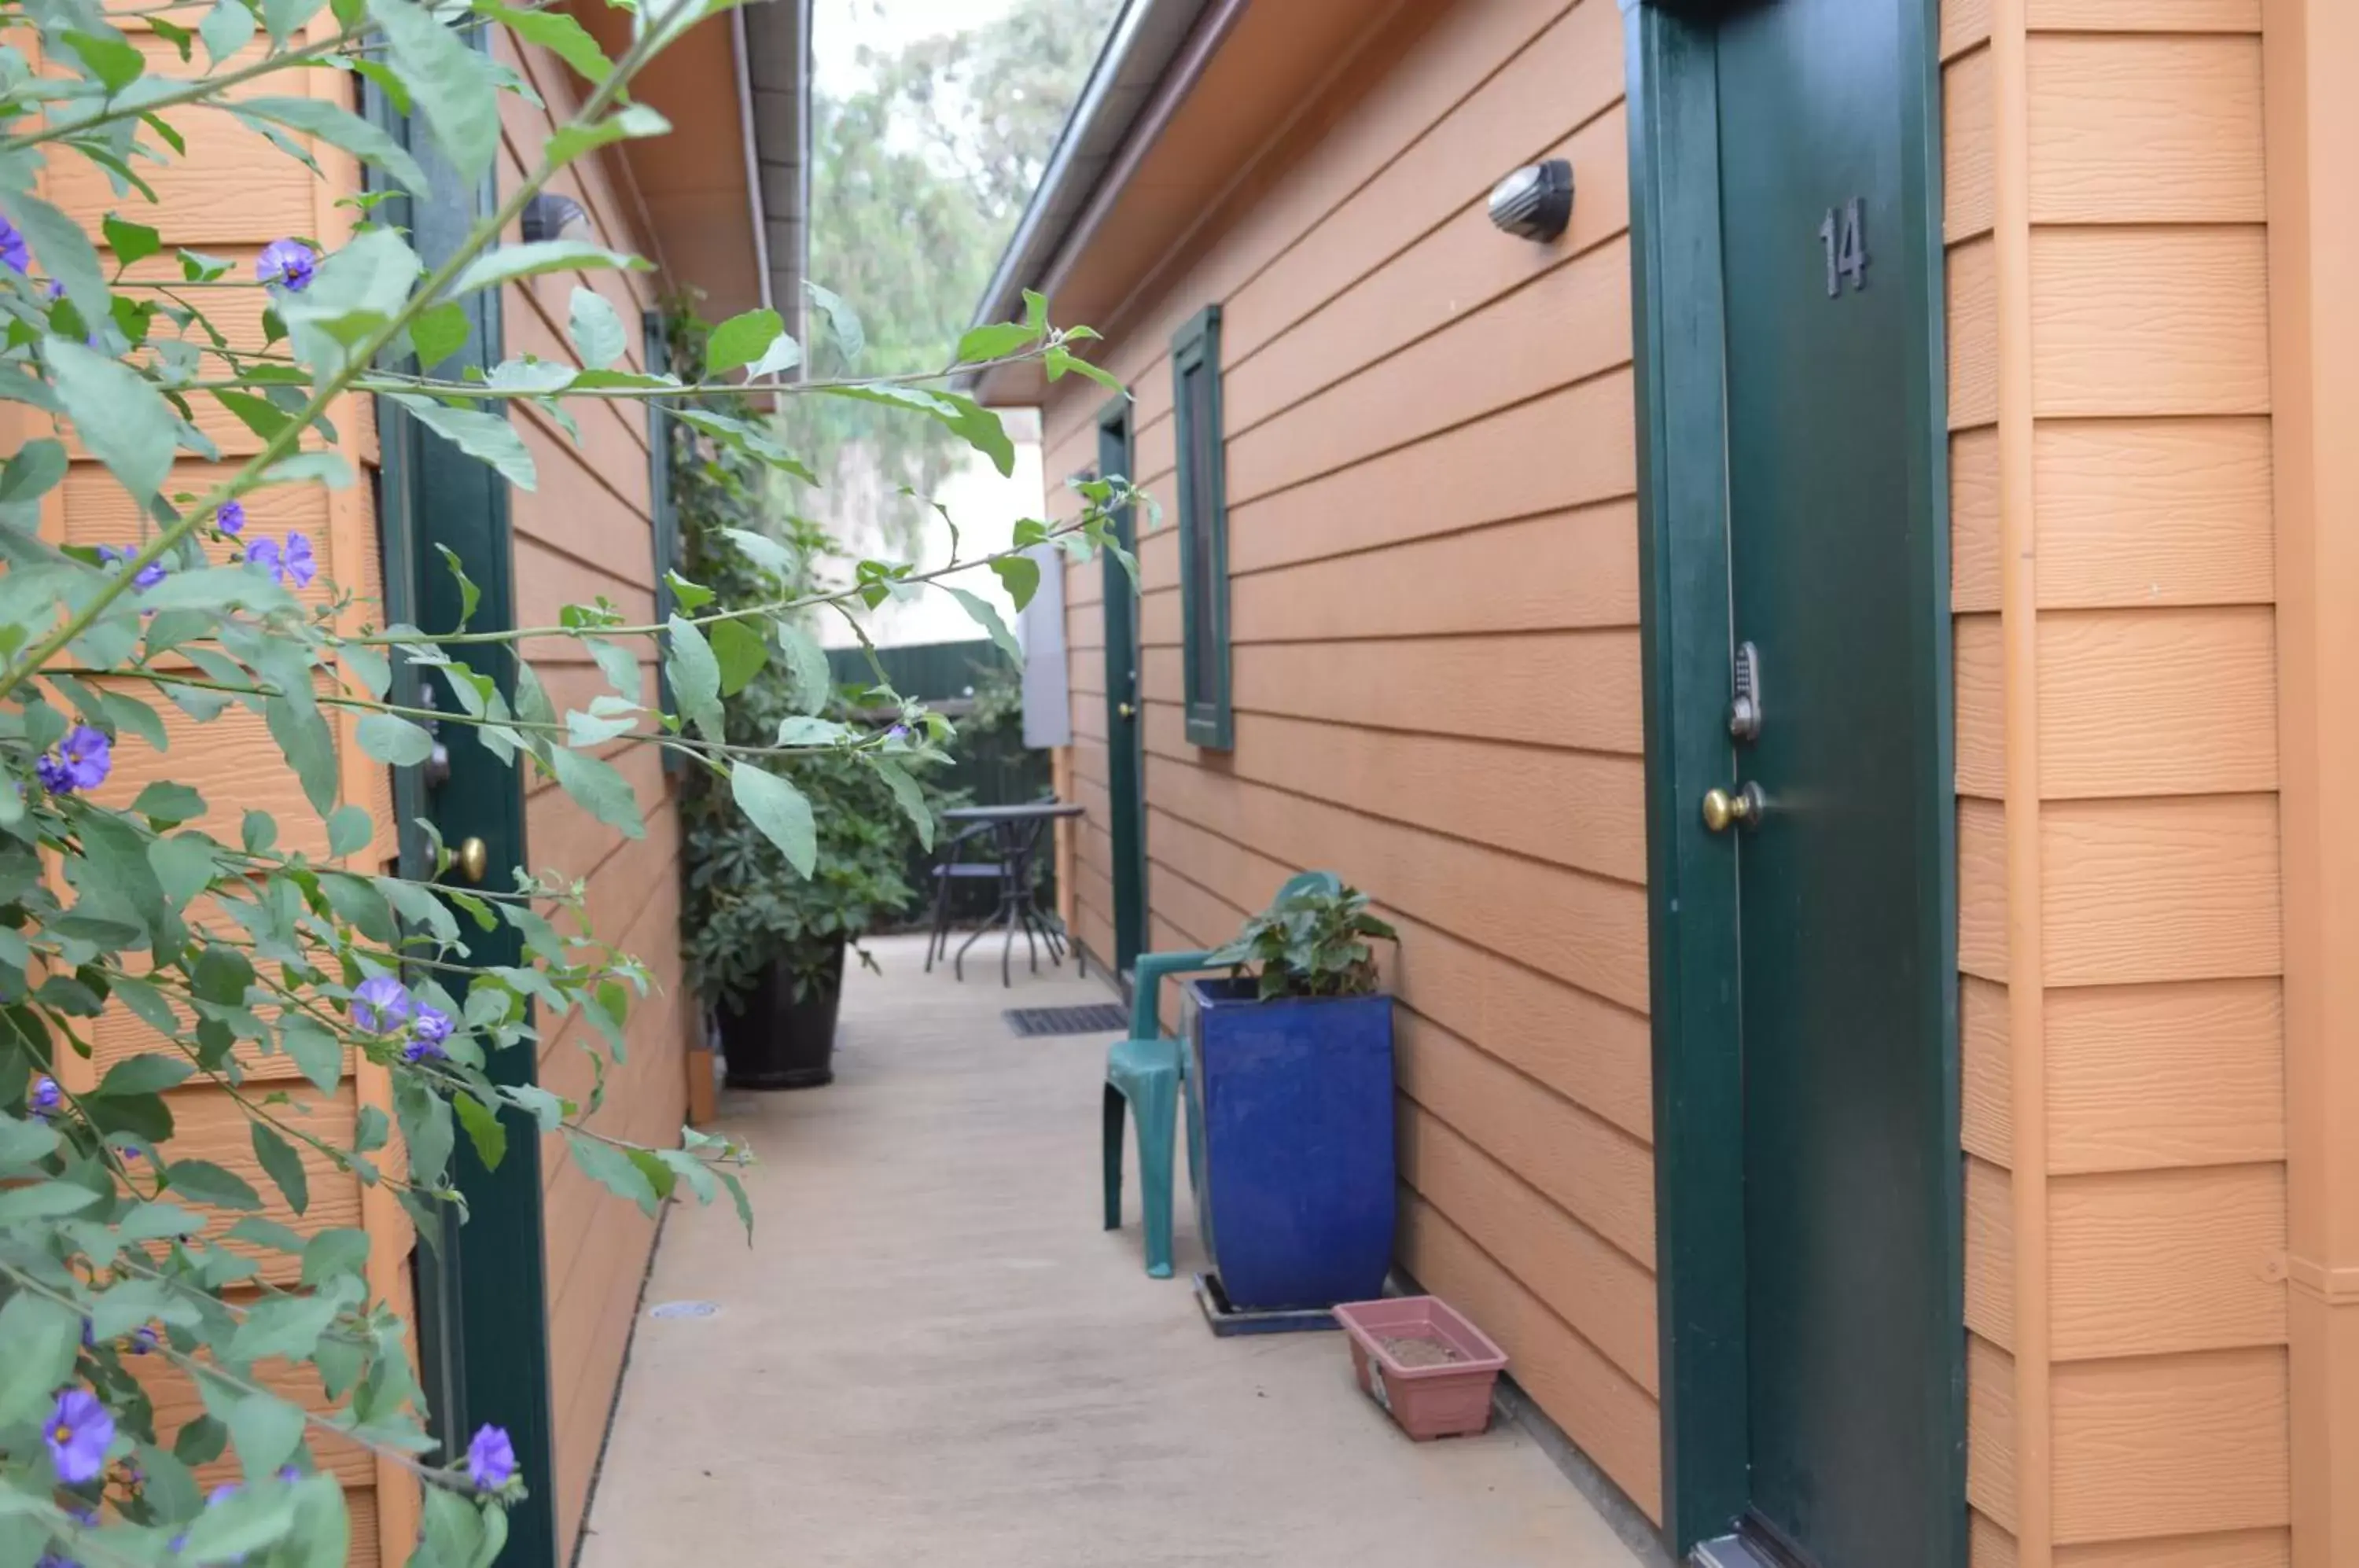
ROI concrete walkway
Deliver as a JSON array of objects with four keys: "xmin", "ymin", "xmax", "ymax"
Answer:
[{"xmin": 577, "ymin": 933, "xmax": 1646, "ymax": 1568}]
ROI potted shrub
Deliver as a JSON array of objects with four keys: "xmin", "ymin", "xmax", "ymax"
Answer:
[
  {"xmin": 683, "ymin": 740, "xmax": 927, "ymax": 1088},
  {"xmin": 1187, "ymin": 882, "xmax": 1400, "ymax": 1312}
]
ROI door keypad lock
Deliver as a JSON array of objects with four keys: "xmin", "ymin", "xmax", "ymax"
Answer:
[{"xmin": 1729, "ymin": 640, "xmax": 1763, "ymax": 742}]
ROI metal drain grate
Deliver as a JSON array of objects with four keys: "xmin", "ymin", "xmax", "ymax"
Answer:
[{"xmin": 1003, "ymin": 1003, "xmax": 1130, "ymax": 1037}]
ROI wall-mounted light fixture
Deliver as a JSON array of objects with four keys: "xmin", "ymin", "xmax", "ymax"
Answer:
[
  {"xmin": 1488, "ymin": 159, "xmax": 1574, "ymax": 243},
  {"xmin": 520, "ymin": 193, "xmax": 589, "ymax": 243}
]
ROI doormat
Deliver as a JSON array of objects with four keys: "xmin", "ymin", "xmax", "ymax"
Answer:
[{"xmin": 1003, "ymin": 1003, "xmax": 1130, "ymax": 1037}]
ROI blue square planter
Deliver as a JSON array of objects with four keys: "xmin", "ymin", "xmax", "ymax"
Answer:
[{"xmin": 1184, "ymin": 977, "xmax": 1397, "ymax": 1312}]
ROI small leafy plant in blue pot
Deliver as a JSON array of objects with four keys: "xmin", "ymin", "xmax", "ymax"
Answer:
[{"xmin": 1187, "ymin": 883, "xmax": 1400, "ymax": 1313}]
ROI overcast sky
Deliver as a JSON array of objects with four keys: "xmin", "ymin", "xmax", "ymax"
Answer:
[{"xmin": 811, "ymin": 0, "xmax": 1021, "ymax": 96}]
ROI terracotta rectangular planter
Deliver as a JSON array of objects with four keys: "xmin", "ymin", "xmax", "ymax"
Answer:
[{"xmin": 1334, "ymin": 1295, "xmax": 1508, "ymax": 1441}]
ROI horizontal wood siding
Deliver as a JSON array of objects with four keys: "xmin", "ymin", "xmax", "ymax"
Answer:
[
  {"xmin": 1956, "ymin": 0, "xmax": 2290, "ymax": 1560},
  {"xmin": 494, "ymin": 34, "xmax": 690, "ymax": 1563},
  {"xmin": 1047, "ymin": 0, "xmax": 1659, "ymax": 1520}
]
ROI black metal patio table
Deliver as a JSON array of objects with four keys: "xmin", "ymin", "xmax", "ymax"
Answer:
[{"xmin": 933, "ymin": 800, "xmax": 1085, "ymax": 988}]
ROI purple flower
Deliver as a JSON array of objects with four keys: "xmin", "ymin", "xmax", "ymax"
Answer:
[
  {"xmin": 29, "ymin": 1074, "xmax": 61, "ymax": 1120},
  {"xmin": 45, "ymin": 1389, "xmax": 111, "ymax": 1484},
  {"xmin": 37, "ymin": 726, "xmax": 111, "ymax": 795},
  {"xmin": 129, "ymin": 1325, "xmax": 159, "ymax": 1355},
  {"xmin": 0, "ymin": 217, "xmax": 28, "ymax": 276},
  {"xmin": 245, "ymin": 532, "xmax": 315, "ymax": 589},
  {"xmin": 215, "ymin": 500, "xmax": 245, "ymax": 536},
  {"xmin": 275, "ymin": 1467, "xmax": 300, "ymax": 1483},
  {"xmin": 37, "ymin": 1552, "xmax": 79, "ymax": 1568},
  {"xmin": 464, "ymin": 1424, "xmax": 515, "ymax": 1491},
  {"xmin": 351, "ymin": 975, "xmax": 411, "ymax": 1034},
  {"xmin": 403, "ymin": 1004, "xmax": 453, "ymax": 1063},
  {"xmin": 95, "ymin": 545, "xmax": 165, "ymax": 591},
  {"xmin": 256, "ymin": 239, "xmax": 315, "ymax": 292}
]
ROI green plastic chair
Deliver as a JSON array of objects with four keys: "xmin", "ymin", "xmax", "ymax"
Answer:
[{"xmin": 1101, "ymin": 870, "xmax": 1342, "ymax": 1278}]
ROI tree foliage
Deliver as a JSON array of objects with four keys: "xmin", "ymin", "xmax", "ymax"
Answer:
[{"xmin": 782, "ymin": 0, "xmax": 1120, "ymax": 551}]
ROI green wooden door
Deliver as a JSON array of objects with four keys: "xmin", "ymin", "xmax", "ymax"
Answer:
[
  {"xmin": 1096, "ymin": 401, "xmax": 1149, "ymax": 982},
  {"xmin": 1712, "ymin": 2, "xmax": 1960, "ymax": 1564}
]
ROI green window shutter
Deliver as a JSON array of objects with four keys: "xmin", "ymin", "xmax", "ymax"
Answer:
[
  {"xmin": 1171, "ymin": 304, "xmax": 1232, "ymax": 749},
  {"xmin": 645, "ymin": 311, "xmax": 684, "ymax": 775}
]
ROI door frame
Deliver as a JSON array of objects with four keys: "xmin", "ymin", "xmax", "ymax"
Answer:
[
  {"xmin": 1095, "ymin": 394, "xmax": 1150, "ymax": 987},
  {"xmin": 370, "ymin": 75, "xmax": 561, "ymax": 1568},
  {"xmin": 1623, "ymin": 0, "xmax": 1961, "ymax": 1559}
]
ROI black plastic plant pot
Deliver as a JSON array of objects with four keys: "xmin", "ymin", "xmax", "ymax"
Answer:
[{"xmin": 717, "ymin": 940, "xmax": 846, "ymax": 1090}]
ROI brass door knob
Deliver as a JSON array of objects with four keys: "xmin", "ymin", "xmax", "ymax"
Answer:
[
  {"xmin": 453, "ymin": 836, "xmax": 488, "ymax": 884},
  {"xmin": 1701, "ymin": 783, "xmax": 1765, "ymax": 834},
  {"xmin": 1117, "ymin": 701, "xmax": 1137, "ymax": 720}
]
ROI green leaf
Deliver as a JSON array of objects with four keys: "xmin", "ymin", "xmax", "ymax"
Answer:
[
  {"xmin": 0, "ymin": 1112, "xmax": 58, "ymax": 1172},
  {"xmin": 149, "ymin": 834, "xmax": 219, "ymax": 907},
  {"xmin": 709, "ymin": 618, "xmax": 768, "ymax": 697},
  {"xmin": 473, "ymin": 0, "xmax": 611, "ymax": 81},
  {"xmin": 199, "ymin": 0, "xmax": 256, "ymax": 65},
  {"xmin": 955, "ymin": 321, "xmax": 1037, "ymax": 363},
  {"xmin": 367, "ymin": 0, "xmax": 502, "ymax": 182},
  {"xmin": 101, "ymin": 212, "xmax": 162, "ymax": 267},
  {"xmin": 776, "ymin": 622, "xmax": 831, "ymax": 715},
  {"xmin": 237, "ymin": 96, "xmax": 430, "ymax": 194},
  {"xmin": 0, "ymin": 438, "xmax": 67, "ymax": 513},
  {"xmin": 547, "ymin": 747, "xmax": 644, "ymax": 839},
  {"xmin": 264, "ymin": 694, "xmax": 340, "ymax": 818},
  {"xmin": 175, "ymin": 1413, "xmax": 230, "ymax": 1467},
  {"xmin": 98, "ymin": 1053, "xmax": 195, "ymax": 1098},
  {"xmin": 0, "ymin": 1180, "xmax": 105, "ymax": 1222},
  {"xmin": 260, "ymin": 0, "xmax": 328, "ymax": 46},
  {"xmin": 220, "ymin": 1389, "xmax": 306, "ymax": 1478},
  {"xmin": 940, "ymin": 584, "xmax": 1021, "ymax": 664},
  {"xmin": 278, "ymin": 227, "xmax": 425, "ymax": 385},
  {"xmin": 166, "ymin": 1158, "xmax": 263, "ymax": 1211},
  {"xmin": 988, "ymin": 553, "xmax": 1042, "ymax": 612},
  {"xmin": 566, "ymin": 285, "xmax": 624, "ymax": 370},
  {"xmin": 0, "ymin": 1293, "xmax": 81, "ymax": 1424},
  {"xmin": 410, "ymin": 300, "xmax": 469, "ymax": 369},
  {"xmin": 355, "ymin": 712, "xmax": 435, "ymax": 766},
  {"xmin": 819, "ymin": 383, "xmax": 1015, "ymax": 477},
  {"xmin": 63, "ymin": 29, "xmax": 145, "ymax": 94},
  {"xmin": 563, "ymin": 1129, "xmax": 658, "ymax": 1216},
  {"xmin": 452, "ymin": 1093, "xmax": 506, "ymax": 1172},
  {"xmin": 228, "ymin": 1216, "xmax": 308, "ymax": 1253},
  {"xmin": 805, "ymin": 279, "xmax": 865, "ymax": 363},
  {"xmin": 447, "ymin": 239, "xmax": 646, "ymax": 298},
  {"xmin": 435, "ymin": 543, "xmax": 480, "ymax": 628},
  {"xmin": 388, "ymin": 394, "xmax": 536, "ymax": 491},
  {"xmin": 213, "ymin": 388, "xmax": 297, "ymax": 443},
  {"xmin": 46, "ymin": 336, "xmax": 175, "ymax": 501},
  {"xmin": 704, "ymin": 307, "xmax": 784, "ymax": 376},
  {"xmin": 730, "ymin": 762, "xmax": 816, "ymax": 878},
  {"xmin": 543, "ymin": 101, "xmax": 669, "ymax": 168},
  {"xmin": 134, "ymin": 780, "xmax": 207, "ymax": 824},
  {"xmin": 122, "ymin": 1201, "xmax": 208, "ymax": 1241},
  {"xmin": 872, "ymin": 758, "xmax": 934, "ymax": 853},
  {"xmin": 664, "ymin": 615, "xmax": 722, "ymax": 740},
  {"xmin": 327, "ymin": 804, "xmax": 374, "ymax": 857},
  {"xmin": 300, "ymin": 1227, "xmax": 370, "ymax": 1286},
  {"xmin": 278, "ymin": 1017, "xmax": 343, "ymax": 1095},
  {"xmin": 250, "ymin": 1121, "xmax": 310, "ymax": 1215}
]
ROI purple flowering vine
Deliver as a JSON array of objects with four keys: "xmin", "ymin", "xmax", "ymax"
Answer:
[
  {"xmin": 97, "ymin": 544, "xmax": 166, "ymax": 592},
  {"xmin": 35, "ymin": 726, "xmax": 111, "ymax": 795},
  {"xmin": 215, "ymin": 499, "xmax": 246, "ymax": 536},
  {"xmin": 0, "ymin": 216, "xmax": 28, "ymax": 276},
  {"xmin": 255, "ymin": 238, "xmax": 315, "ymax": 292},
  {"xmin": 246, "ymin": 532, "xmax": 315, "ymax": 590},
  {"xmin": 44, "ymin": 1389, "xmax": 111, "ymax": 1484},
  {"xmin": 29, "ymin": 1074, "xmax": 61, "ymax": 1120}
]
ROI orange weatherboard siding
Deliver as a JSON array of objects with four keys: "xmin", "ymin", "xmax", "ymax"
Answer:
[
  {"xmin": 31, "ymin": 23, "xmax": 416, "ymax": 1566},
  {"xmin": 490, "ymin": 31, "xmax": 697, "ymax": 1564},
  {"xmin": 1046, "ymin": 0, "xmax": 1662, "ymax": 1519},
  {"xmin": 1948, "ymin": 0, "xmax": 2291, "ymax": 1563}
]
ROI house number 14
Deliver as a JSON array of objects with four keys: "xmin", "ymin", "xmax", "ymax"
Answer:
[{"xmin": 1820, "ymin": 198, "xmax": 1868, "ymax": 296}]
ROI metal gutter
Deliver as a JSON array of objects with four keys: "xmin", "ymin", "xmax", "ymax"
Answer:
[{"xmin": 966, "ymin": 0, "xmax": 1220, "ymax": 338}]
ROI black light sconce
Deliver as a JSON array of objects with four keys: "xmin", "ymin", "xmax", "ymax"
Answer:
[
  {"xmin": 521, "ymin": 193, "xmax": 589, "ymax": 243},
  {"xmin": 1488, "ymin": 159, "xmax": 1574, "ymax": 243}
]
